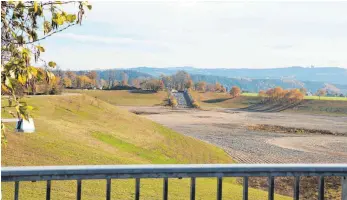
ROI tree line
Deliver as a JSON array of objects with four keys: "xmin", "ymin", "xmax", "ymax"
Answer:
[{"xmin": 2, "ymin": 68, "xmax": 245, "ymax": 97}]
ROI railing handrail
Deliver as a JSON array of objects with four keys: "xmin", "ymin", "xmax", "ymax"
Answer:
[
  {"xmin": 3, "ymin": 164, "xmax": 347, "ymax": 200},
  {"xmin": 3, "ymin": 164, "xmax": 347, "ymax": 182}
]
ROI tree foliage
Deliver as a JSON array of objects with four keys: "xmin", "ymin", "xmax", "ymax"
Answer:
[
  {"xmin": 215, "ymin": 82, "xmax": 222, "ymax": 92},
  {"xmin": 62, "ymin": 77, "xmax": 72, "ymax": 88},
  {"xmin": 131, "ymin": 78, "xmax": 141, "ymax": 88},
  {"xmin": 171, "ymin": 71, "xmax": 191, "ymax": 91},
  {"xmin": 195, "ymin": 81, "xmax": 206, "ymax": 92},
  {"xmin": 317, "ymin": 89, "xmax": 326, "ymax": 100},
  {"xmin": 1, "ymin": 1, "xmax": 91, "ymax": 144},
  {"xmin": 121, "ymin": 72, "xmax": 128, "ymax": 86},
  {"xmin": 260, "ymin": 87, "xmax": 304, "ymax": 103},
  {"xmin": 230, "ymin": 86, "xmax": 241, "ymax": 98},
  {"xmin": 140, "ymin": 79, "xmax": 164, "ymax": 92}
]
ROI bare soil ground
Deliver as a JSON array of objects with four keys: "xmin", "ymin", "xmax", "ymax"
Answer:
[
  {"xmin": 121, "ymin": 106, "xmax": 347, "ymax": 199},
  {"xmin": 121, "ymin": 106, "xmax": 347, "ymax": 164}
]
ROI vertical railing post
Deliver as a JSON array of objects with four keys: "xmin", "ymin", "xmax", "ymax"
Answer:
[
  {"xmin": 106, "ymin": 178, "xmax": 111, "ymax": 200},
  {"xmin": 135, "ymin": 178, "xmax": 140, "ymax": 200},
  {"xmin": 268, "ymin": 176, "xmax": 274, "ymax": 200},
  {"xmin": 341, "ymin": 177, "xmax": 346, "ymax": 200},
  {"xmin": 318, "ymin": 176, "xmax": 324, "ymax": 200},
  {"xmin": 293, "ymin": 176, "xmax": 300, "ymax": 200},
  {"xmin": 243, "ymin": 177, "xmax": 248, "ymax": 200},
  {"xmin": 46, "ymin": 180, "xmax": 51, "ymax": 200},
  {"xmin": 190, "ymin": 177, "xmax": 196, "ymax": 200},
  {"xmin": 77, "ymin": 180, "xmax": 82, "ymax": 200},
  {"xmin": 217, "ymin": 177, "xmax": 222, "ymax": 200},
  {"xmin": 14, "ymin": 181, "xmax": 19, "ymax": 200},
  {"xmin": 163, "ymin": 178, "xmax": 168, "ymax": 200}
]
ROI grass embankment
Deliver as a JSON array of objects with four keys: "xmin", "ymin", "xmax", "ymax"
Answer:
[
  {"xmin": 192, "ymin": 91, "xmax": 347, "ymax": 115},
  {"xmin": 288, "ymin": 99, "xmax": 347, "ymax": 116},
  {"xmin": 64, "ymin": 89, "xmax": 167, "ymax": 106},
  {"xmin": 1, "ymin": 95, "xmax": 289, "ymax": 200},
  {"xmin": 191, "ymin": 91, "xmax": 259, "ymax": 109}
]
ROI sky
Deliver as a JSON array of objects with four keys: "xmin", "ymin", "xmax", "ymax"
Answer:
[{"xmin": 40, "ymin": 1, "xmax": 347, "ymax": 70}]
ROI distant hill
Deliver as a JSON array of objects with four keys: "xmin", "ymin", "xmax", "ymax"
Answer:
[
  {"xmin": 73, "ymin": 67, "xmax": 347, "ymax": 94},
  {"xmin": 129, "ymin": 66, "xmax": 347, "ymax": 94},
  {"xmin": 132, "ymin": 66, "xmax": 347, "ymax": 85}
]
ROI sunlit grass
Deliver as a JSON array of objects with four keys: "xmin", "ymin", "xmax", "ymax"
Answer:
[
  {"xmin": 242, "ymin": 92, "xmax": 347, "ymax": 101},
  {"xmin": 191, "ymin": 91, "xmax": 259, "ymax": 109},
  {"xmin": 304, "ymin": 95, "xmax": 347, "ymax": 101},
  {"xmin": 241, "ymin": 92, "xmax": 258, "ymax": 97},
  {"xmin": 64, "ymin": 89, "xmax": 167, "ymax": 106}
]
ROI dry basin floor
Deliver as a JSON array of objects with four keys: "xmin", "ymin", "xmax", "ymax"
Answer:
[{"xmin": 121, "ymin": 106, "xmax": 347, "ymax": 163}]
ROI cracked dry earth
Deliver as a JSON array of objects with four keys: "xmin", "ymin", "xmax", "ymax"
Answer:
[{"xmin": 122, "ymin": 106, "xmax": 347, "ymax": 163}]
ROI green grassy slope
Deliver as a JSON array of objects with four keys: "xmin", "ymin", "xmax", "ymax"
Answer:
[
  {"xmin": 1, "ymin": 95, "xmax": 289, "ymax": 200},
  {"xmin": 65, "ymin": 89, "xmax": 167, "ymax": 106},
  {"xmin": 191, "ymin": 91, "xmax": 259, "ymax": 109},
  {"xmin": 192, "ymin": 91, "xmax": 347, "ymax": 115}
]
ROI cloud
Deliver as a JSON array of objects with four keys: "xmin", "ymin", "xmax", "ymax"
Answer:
[
  {"xmin": 270, "ymin": 45, "xmax": 294, "ymax": 50},
  {"xmin": 41, "ymin": 2, "xmax": 347, "ymax": 69},
  {"xmin": 56, "ymin": 33, "xmax": 141, "ymax": 44},
  {"xmin": 55, "ymin": 33, "xmax": 169, "ymax": 48}
]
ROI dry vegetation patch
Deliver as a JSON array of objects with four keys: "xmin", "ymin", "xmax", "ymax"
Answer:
[{"xmin": 247, "ymin": 124, "xmax": 340, "ymax": 135}]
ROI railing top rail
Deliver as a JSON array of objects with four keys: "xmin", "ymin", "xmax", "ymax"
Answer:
[{"xmin": 3, "ymin": 164, "xmax": 347, "ymax": 182}]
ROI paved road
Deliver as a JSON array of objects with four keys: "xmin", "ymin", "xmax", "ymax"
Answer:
[{"xmin": 122, "ymin": 106, "xmax": 347, "ymax": 163}]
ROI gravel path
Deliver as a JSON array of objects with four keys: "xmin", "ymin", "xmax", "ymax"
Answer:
[{"xmin": 122, "ymin": 106, "xmax": 347, "ymax": 163}]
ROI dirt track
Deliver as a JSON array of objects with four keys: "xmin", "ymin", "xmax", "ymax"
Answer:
[{"xmin": 121, "ymin": 106, "xmax": 347, "ymax": 163}]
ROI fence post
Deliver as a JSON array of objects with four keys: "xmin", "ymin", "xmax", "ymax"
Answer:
[{"xmin": 342, "ymin": 177, "xmax": 347, "ymax": 200}]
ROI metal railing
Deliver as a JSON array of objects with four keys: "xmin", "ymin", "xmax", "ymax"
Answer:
[{"xmin": 2, "ymin": 164, "xmax": 347, "ymax": 200}]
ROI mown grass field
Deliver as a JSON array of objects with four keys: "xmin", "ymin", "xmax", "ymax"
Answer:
[
  {"xmin": 242, "ymin": 92, "xmax": 347, "ymax": 101},
  {"xmin": 191, "ymin": 91, "xmax": 347, "ymax": 115},
  {"xmin": 191, "ymin": 91, "xmax": 259, "ymax": 109},
  {"xmin": 64, "ymin": 89, "xmax": 167, "ymax": 106},
  {"xmin": 1, "ymin": 95, "xmax": 290, "ymax": 200},
  {"xmin": 304, "ymin": 95, "xmax": 347, "ymax": 101}
]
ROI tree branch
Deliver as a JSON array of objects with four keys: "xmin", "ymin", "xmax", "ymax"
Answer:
[{"xmin": 2, "ymin": 23, "xmax": 77, "ymax": 45}]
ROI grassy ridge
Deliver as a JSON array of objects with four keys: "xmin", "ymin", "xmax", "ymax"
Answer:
[
  {"xmin": 191, "ymin": 91, "xmax": 259, "ymax": 109},
  {"xmin": 65, "ymin": 89, "xmax": 167, "ymax": 106},
  {"xmin": 191, "ymin": 91, "xmax": 347, "ymax": 115},
  {"xmin": 1, "ymin": 95, "xmax": 289, "ymax": 200}
]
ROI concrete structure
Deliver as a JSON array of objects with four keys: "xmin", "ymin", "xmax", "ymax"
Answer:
[{"xmin": 1, "ymin": 118, "xmax": 35, "ymax": 133}]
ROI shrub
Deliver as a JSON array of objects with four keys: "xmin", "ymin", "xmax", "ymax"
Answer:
[
  {"xmin": 140, "ymin": 79, "xmax": 164, "ymax": 91},
  {"xmin": 262, "ymin": 87, "xmax": 304, "ymax": 103},
  {"xmin": 169, "ymin": 96, "xmax": 178, "ymax": 108},
  {"xmin": 230, "ymin": 86, "xmax": 241, "ymax": 98},
  {"xmin": 191, "ymin": 100, "xmax": 200, "ymax": 108},
  {"xmin": 50, "ymin": 85, "xmax": 62, "ymax": 95}
]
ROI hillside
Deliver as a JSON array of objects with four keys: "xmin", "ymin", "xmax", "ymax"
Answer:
[
  {"xmin": 132, "ymin": 66, "xmax": 347, "ymax": 85},
  {"xmin": 191, "ymin": 91, "xmax": 347, "ymax": 115},
  {"xmin": 191, "ymin": 74, "xmax": 347, "ymax": 94},
  {"xmin": 191, "ymin": 91, "xmax": 259, "ymax": 109},
  {"xmin": 1, "ymin": 95, "xmax": 289, "ymax": 199},
  {"xmin": 65, "ymin": 89, "xmax": 167, "ymax": 106},
  {"xmin": 128, "ymin": 67, "xmax": 347, "ymax": 94},
  {"xmin": 63, "ymin": 67, "xmax": 347, "ymax": 94}
]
